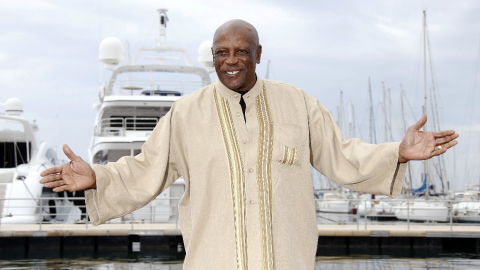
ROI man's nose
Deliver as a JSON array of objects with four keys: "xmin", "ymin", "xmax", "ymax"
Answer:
[{"xmin": 225, "ymin": 52, "xmax": 238, "ymax": 65}]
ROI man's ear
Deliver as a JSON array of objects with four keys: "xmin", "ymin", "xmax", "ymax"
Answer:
[
  {"xmin": 211, "ymin": 47, "xmax": 216, "ymax": 66},
  {"xmin": 256, "ymin": 45, "xmax": 262, "ymax": 64}
]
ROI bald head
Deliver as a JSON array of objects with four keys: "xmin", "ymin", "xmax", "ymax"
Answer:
[
  {"xmin": 212, "ymin": 19, "xmax": 262, "ymax": 92},
  {"xmin": 213, "ymin": 19, "xmax": 260, "ymax": 49}
]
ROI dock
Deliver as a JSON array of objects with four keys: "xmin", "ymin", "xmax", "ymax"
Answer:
[{"xmin": 2, "ymin": 223, "xmax": 480, "ymax": 259}]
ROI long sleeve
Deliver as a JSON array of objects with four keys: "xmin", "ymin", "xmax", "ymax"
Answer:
[
  {"xmin": 305, "ymin": 93, "xmax": 407, "ymax": 197},
  {"xmin": 85, "ymin": 107, "xmax": 181, "ymax": 226}
]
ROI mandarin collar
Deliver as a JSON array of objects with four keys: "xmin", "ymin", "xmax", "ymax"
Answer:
[{"xmin": 214, "ymin": 77, "xmax": 264, "ymax": 103}]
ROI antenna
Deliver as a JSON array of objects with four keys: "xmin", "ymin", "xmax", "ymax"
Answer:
[{"xmin": 157, "ymin": 9, "xmax": 169, "ymax": 46}]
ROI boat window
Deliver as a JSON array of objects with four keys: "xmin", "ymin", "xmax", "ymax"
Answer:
[
  {"xmin": 106, "ymin": 150, "xmax": 130, "ymax": 163},
  {"xmin": 93, "ymin": 149, "xmax": 131, "ymax": 164},
  {"xmin": 112, "ymin": 72, "xmax": 203, "ymax": 95},
  {"xmin": 133, "ymin": 149, "xmax": 141, "ymax": 156},
  {"xmin": 140, "ymin": 90, "xmax": 181, "ymax": 96},
  {"xmin": 0, "ymin": 142, "xmax": 31, "ymax": 168},
  {"xmin": 109, "ymin": 117, "xmax": 124, "ymax": 128},
  {"xmin": 111, "ymin": 116, "xmax": 160, "ymax": 131},
  {"xmin": 93, "ymin": 150, "xmax": 105, "ymax": 165}
]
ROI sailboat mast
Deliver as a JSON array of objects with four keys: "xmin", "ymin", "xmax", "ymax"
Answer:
[
  {"xmin": 348, "ymin": 101, "xmax": 352, "ymax": 138},
  {"xmin": 368, "ymin": 77, "xmax": 377, "ymax": 144},
  {"xmin": 388, "ymin": 88, "xmax": 393, "ymax": 141},
  {"xmin": 427, "ymin": 30, "xmax": 449, "ymax": 194},
  {"xmin": 379, "ymin": 102, "xmax": 384, "ymax": 143},
  {"xmin": 383, "ymin": 82, "xmax": 388, "ymax": 142},
  {"xmin": 423, "ymin": 10, "xmax": 428, "ymax": 124},
  {"xmin": 337, "ymin": 106, "xmax": 341, "ymax": 132},
  {"xmin": 423, "ymin": 10, "xmax": 429, "ymax": 198},
  {"xmin": 340, "ymin": 91, "xmax": 345, "ymax": 137},
  {"xmin": 351, "ymin": 104, "xmax": 357, "ymax": 138},
  {"xmin": 348, "ymin": 101, "xmax": 356, "ymax": 138},
  {"xmin": 369, "ymin": 78, "xmax": 373, "ymax": 144},
  {"xmin": 401, "ymin": 87, "xmax": 413, "ymax": 194}
]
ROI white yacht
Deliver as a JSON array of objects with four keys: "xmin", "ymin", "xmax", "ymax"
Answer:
[
  {"xmin": 453, "ymin": 191, "xmax": 480, "ymax": 223},
  {"xmin": 357, "ymin": 194, "xmax": 396, "ymax": 219},
  {"xmin": 392, "ymin": 197, "xmax": 450, "ymax": 222},
  {"xmin": 0, "ymin": 98, "xmax": 60, "ymax": 224},
  {"xmin": 316, "ymin": 188, "xmax": 357, "ymax": 214},
  {"xmin": 90, "ymin": 9, "xmax": 213, "ymax": 223}
]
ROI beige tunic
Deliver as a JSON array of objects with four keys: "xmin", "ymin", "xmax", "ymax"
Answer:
[{"xmin": 86, "ymin": 77, "xmax": 407, "ymax": 270}]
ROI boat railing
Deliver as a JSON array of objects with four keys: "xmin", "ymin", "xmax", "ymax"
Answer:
[
  {"xmin": 1, "ymin": 197, "xmax": 480, "ymax": 231},
  {"xmin": 0, "ymin": 197, "xmax": 182, "ymax": 230},
  {"xmin": 108, "ymin": 79, "xmax": 203, "ymax": 96},
  {"xmin": 95, "ymin": 117, "xmax": 159, "ymax": 137},
  {"xmin": 315, "ymin": 197, "xmax": 480, "ymax": 231}
]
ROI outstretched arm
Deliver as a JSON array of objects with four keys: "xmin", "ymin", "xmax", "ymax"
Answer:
[
  {"xmin": 398, "ymin": 115, "xmax": 458, "ymax": 163},
  {"xmin": 40, "ymin": 144, "xmax": 96, "ymax": 192},
  {"xmin": 306, "ymin": 92, "xmax": 407, "ymax": 197},
  {"xmin": 44, "ymin": 108, "xmax": 182, "ymax": 226}
]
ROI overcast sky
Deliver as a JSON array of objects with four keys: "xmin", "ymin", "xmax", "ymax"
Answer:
[{"xmin": 1, "ymin": 0, "xmax": 479, "ymax": 191}]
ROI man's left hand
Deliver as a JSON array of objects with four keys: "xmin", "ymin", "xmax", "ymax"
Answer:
[{"xmin": 398, "ymin": 114, "xmax": 458, "ymax": 163}]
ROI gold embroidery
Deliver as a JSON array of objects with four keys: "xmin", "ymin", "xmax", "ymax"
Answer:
[
  {"xmin": 281, "ymin": 146, "xmax": 297, "ymax": 166},
  {"xmin": 255, "ymin": 83, "xmax": 275, "ymax": 270},
  {"xmin": 214, "ymin": 87, "xmax": 248, "ymax": 270},
  {"xmin": 290, "ymin": 148, "xmax": 296, "ymax": 165}
]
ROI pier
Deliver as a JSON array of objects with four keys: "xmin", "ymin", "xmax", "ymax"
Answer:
[
  {"xmin": 2, "ymin": 223, "xmax": 480, "ymax": 259},
  {"xmin": 2, "ymin": 197, "xmax": 480, "ymax": 259}
]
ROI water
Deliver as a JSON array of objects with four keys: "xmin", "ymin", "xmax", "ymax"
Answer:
[{"xmin": 2, "ymin": 255, "xmax": 480, "ymax": 269}]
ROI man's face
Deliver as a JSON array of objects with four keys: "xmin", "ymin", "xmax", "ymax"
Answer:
[{"xmin": 212, "ymin": 29, "xmax": 261, "ymax": 91}]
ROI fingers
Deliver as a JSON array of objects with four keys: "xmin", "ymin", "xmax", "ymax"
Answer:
[
  {"xmin": 40, "ymin": 165, "xmax": 63, "ymax": 177},
  {"xmin": 45, "ymin": 180, "xmax": 65, "ymax": 189},
  {"xmin": 431, "ymin": 140, "xmax": 458, "ymax": 157},
  {"xmin": 410, "ymin": 114, "xmax": 427, "ymax": 131},
  {"xmin": 40, "ymin": 173, "xmax": 62, "ymax": 184},
  {"xmin": 432, "ymin": 146, "xmax": 447, "ymax": 157},
  {"xmin": 440, "ymin": 140, "xmax": 458, "ymax": 150},
  {"xmin": 435, "ymin": 133, "xmax": 459, "ymax": 145},
  {"xmin": 63, "ymin": 144, "xmax": 81, "ymax": 162},
  {"xmin": 53, "ymin": 185, "xmax": 71, "ymax": 193},
  {"xmin": 40, "ymin": 173, "xmax": 71, "ymax": 192},
  {"xmin": 434, "ymin": 130, "xmax": 457, "ymax": 138}
]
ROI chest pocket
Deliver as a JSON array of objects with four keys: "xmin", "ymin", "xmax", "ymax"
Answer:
[{"xmin": 273, "ymin": 124, "xmax": 307, "ymax": 167}]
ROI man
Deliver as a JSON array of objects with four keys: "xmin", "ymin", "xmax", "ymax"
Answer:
[{"xmin": 40, "ymin": 20, "xmax": 458, "ymax": 269}]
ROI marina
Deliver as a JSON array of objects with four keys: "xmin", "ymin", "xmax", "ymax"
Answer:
[
  {"xmin": 1, "ymin": 2, "xmax": 480, "ymax": 269},
  {"xmin": 2, "ymin": 197, "xmax": 480, "ymax": 260}
]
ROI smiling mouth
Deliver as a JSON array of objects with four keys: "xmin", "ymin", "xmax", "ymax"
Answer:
[{"xmin": 225, "ymin": 71, "xmax": 240, "ymax": 75}]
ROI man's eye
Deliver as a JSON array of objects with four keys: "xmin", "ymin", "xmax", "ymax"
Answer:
[
  {"xmin": 216, "ymin": 51, "xmax": 227, "ymax": 55},
  {"xmin": 238, "ymin": 50, "xmax": 248, "ymax": 54}
]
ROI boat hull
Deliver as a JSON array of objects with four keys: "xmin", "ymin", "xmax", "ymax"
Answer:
[{"xmin": 392, "ymin": 201, "xmax": 450, "ymax": 222}]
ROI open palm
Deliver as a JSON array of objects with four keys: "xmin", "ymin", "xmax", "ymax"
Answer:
[
  {"xmin": 398, "ymin": 115, "xmax": 458, "ymax": 163},
  {"xmin": 40, "ymin": 144, "xmax": 96, "ymax": 192}
]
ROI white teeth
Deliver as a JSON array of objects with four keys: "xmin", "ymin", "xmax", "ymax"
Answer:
[{"xmin": 226, "ymin": 71, "xmax": 239, "ymax": 75}]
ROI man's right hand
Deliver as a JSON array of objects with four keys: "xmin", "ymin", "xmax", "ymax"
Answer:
[{"xmin": 40, "ymin": 144, "xmax": 96, "ymax": 192}]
